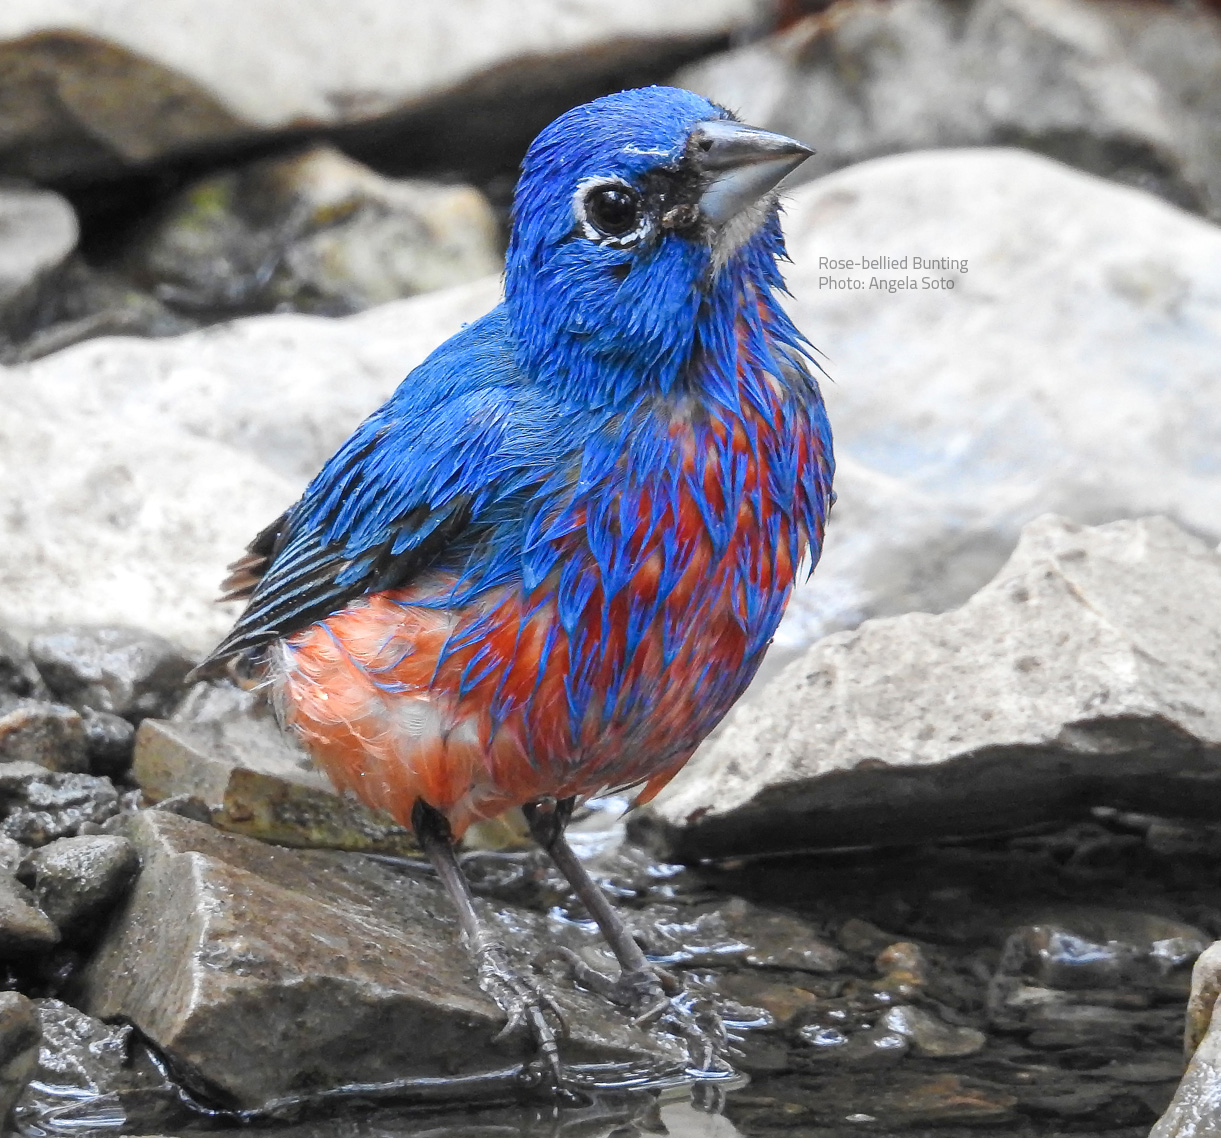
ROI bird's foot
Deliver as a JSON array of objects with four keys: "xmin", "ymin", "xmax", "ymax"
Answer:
[
  {"xmin": 540, "ymin": 947, "xmax": 729, "ymax": 1073},
  {"xmin": 475, "ymin": 942, "xmax": 567, "ymax": 1089}
]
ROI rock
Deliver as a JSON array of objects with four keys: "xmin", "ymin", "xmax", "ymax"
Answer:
[
  {"xmin": 10, "ymin": 999, "xmax": 178, "ymax": 1137},
  {"xmin": 837, "ymin": 918, "xmax": 898, "ymax": 956},
  {"xmin": 677, "ymin": 0, "xmax": 1221, "ymax": 217},
  {"xmin": 0, "ymin": 762, "xmax": 121, "ymax": 847},
  {"xmin": 1155, "ymin": 981, "xmax": 1221, "ymax": 1138},
  {"xmin": 800, "ymin": 1023, "xmax": 909, "ymax": 1067},
  {"xmin": 769, "ymin": 148, "xmax": 1221, "ymax": 652},
  {"xmin": 9, "ymin": 258, "xmax": 195, "ymax": 365},
  {"xmin": 714, "ymin": 972, "xmax": 823, "ymax": 1030},
  {"xmin": 1186, "ymin": 942, "xmax": 1221, "ymax": 1059},
  {"xmin": 621, "ymin": 897, "xmax": 846, "ymax": 973},
  {"xmin": 0, "ymin": 837, "xmax": 25, "ymax": 875},
  {"xmin": 79, "ymin": 810, "xmax": 683, "ymax": 1109},
  {"xmin": 0, "ymin": 185, "xmax": 78, "ymax": 338},
  {"xmin": 0, "ymin": 873, "xmax": 58, "ymax": 955},
  {"xmin": 23, "ymin": 835, "xmax": 139, "ymax": 933},
  {"xmin": 0, "ymin": 276, "xmax": 498, "ymax": 651},
  {"xmin": 135, "ymin": 686, "xmax": 419, "ymax": 856},
  {"xmin": 0, "ymin": 993, "xmax": 39, "ymax": 1129},
  {"xmin": 0, "ymin": 631, "xmax": 45, "ymax": 698},
  {"xmin": 0, "ymin": 1, "xmax": 757, "ymax": 182},
  {"xmin": 644, "ymin": 516, "xmax": 1221, "ymax": 858},
  {"xmin": 0, "ymin": 700, "xmax": 89, "ymax": 772},
  {"xmin": 881, "ymin": 1006, "xmax": 987, "ymax": 1058},
  {"xmin": 80, "ymin": 709, "xmax": 136, "ymax": 778},
  {"xmin": 28, "ymin": 625, "xmax": 194, "ymax": 721},
  {"xmin": 125, "ymin": 145, "xmax": 502, "ymax": 322}
]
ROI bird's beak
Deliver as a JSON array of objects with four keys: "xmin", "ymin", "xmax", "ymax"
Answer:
[{"xmin": 689, "ymin": 120, "xmax": 813, "ymax": 227}]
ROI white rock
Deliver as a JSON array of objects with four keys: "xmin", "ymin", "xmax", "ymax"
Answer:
[
  {"xmin": 645, "ymin": 515, "xmax": 1221, "ymax": 859},
  {"xmin": 0, "ymin": 0, "xmax": 759, "ymax": 178},
  {"xmin": 0, "ymin": 187, "xmax": 78, "ymax": 329},
  {"xmin": 0, "ymin": 278, "xmax": 498, "ymax": 650},
  {"xmin": 776, "ymin": 147, "xmax": 1221, "ymax": 649}
]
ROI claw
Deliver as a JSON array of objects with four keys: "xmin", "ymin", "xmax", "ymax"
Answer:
[
  {"xmin": 538, "ymin": 946, "xmax": 730, "ymax": 1073},
  {"xmin": 475, "ymin": 942, "xmax": 567, "ymax": 1089}
]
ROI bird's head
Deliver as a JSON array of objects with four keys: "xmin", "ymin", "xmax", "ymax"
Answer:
[{"xmin": 505, "ymin": 86, "xmax": 811, "ymax": 407}]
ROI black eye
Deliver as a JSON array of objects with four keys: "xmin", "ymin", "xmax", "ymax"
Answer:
[{"xmin": 585, "ymin": 184, "xmax": 641, "ymax": 239}]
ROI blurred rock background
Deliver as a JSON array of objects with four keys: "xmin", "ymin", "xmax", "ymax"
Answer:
[{"xmin": 0, "ymin": 0, "xmax": 1219, "ymax": 1135}]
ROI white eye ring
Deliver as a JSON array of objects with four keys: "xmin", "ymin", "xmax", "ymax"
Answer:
[{"xmin": 573, "ymin": 177, "xmax": 650, "ymax": 248}]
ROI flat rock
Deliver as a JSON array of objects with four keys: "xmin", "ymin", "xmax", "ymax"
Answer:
[
  {"xmin": 79, "ymin": 811, "xmax": 683, "ymax": 1109},
  {"xmin": 28, "ymin": 625, "xmax": 193, "ymax": 721},
  {"xmin": 0, "ymin": 186, "xmax": 78, "ymax": 334},
  {"xmin": 124, "ymin": 145, "xmax": 502, "ymax": 321},
  {"xmin": 643, "ymin": 516, "xmax": 1221, "ymax": 858},
  {"xmin": 135, "ymin": 683, "xmax": 418, "ymax": 856},
  {"xmin": 0, "ymin": 1, "xmax": 755, "ymax": 181},
  {"xmin": 677, "ymin": 0, "xmax": 1221, "ymax": 218}
]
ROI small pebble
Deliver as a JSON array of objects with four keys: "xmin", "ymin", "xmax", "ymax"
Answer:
[
  {"xmin": 0, "ymin": 702, "xmax": 89, "ymax": 774},
  {"xmin": 24, "ymin": 835, "xmax": 139, "ymax": 933},
  {"xmin": 881, "ymin": 1004, "xmax": 987, "ymax": 1058}
]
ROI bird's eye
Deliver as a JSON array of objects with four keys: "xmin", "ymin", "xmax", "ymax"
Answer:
[{"xmin": 584, "ymin": 184, "xmax": 641, "ymax": 239}]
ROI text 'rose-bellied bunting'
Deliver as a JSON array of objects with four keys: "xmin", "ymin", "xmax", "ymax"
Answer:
[{"xmin": 195, "ymin": 85, "xmax": 834, "ymax": 1084}]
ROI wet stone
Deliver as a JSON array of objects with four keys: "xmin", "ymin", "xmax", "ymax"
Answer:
[
  {"xmin": 0, "ymin": 631, "xmax": 46, "ymax": 699},
  {"xmin": 881, "ymin": 1005, "xmax": 987, "ymax": 1058},
  {"xmin": 0, "ymin": 762, "xmax": 121, "ymax": 847},
  {"xmin": 29, "ymin": 625, "xmax": 194, "ymax": 722},
  {"xmin": 838, "ymin": 917, "xmax": 899, "ymax": 956},
  {"xmin": 81, "ymin": 709, "xmax": 136, "ymax": 778},
  {"xmin": 0, "ymin": 873, "xmax": 58, "ymax": 956},
  {"xmin": 624, "ymin": 898, "xmax": 845, "ymax": 974},
  {"xmin": 23, "ymin": 835, "xmax": 139, "ymax": 934},
  {"xmin": 715, "ymin": 972, "xmax": 824, "ymax": 1031},
  {"xmin": 798, "ymin": 1024, "xmax": 910, "ymax": 1068},
  {"xmin": 79, "ymin": 811, "xmax": 684, "ymax": 1110},
  {"xmin": 0, "ymin": 700, "xmax": 89, "ymax": 773},
  {"xmin": 10, "ymin": 999, "xmax": 180, "ymax": 1138},
  {"xmin": 0, "ymin": 992, "xmax": 40, "ymax": 1128}
]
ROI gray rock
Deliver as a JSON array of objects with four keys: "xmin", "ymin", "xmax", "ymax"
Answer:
[
  {"xmin": 79, "ymin": 811, "xmax": 683, "ymax": 1109},
  {"xmin": 0, "ymin": 761, "xmax": 121, "ymax": 847},
  {"xmin": 0, "ymin": 993, "xmax": 39, "ymax": 1130},
  {"xmin": 0, "ymin": 700, "xmax": 89, "ymax": 772},
  {"xmin": 24, "ymin": 834, "xmax": 139, "ymax": 933},
  {"xmin": 0, "ymin": 185, "xmax": 78, "ymax": 335},
  {"xmin": 10, "ymin": 999, "xmax": 178, "ymax": 1137},
  {"xmin": 0, "ymin": 630, "xmax": 45, "ymax": 698},
  {"xmin": 125, "ymin": 145, "xmax": 502, "ymax": 321},
  {"xmin": 677, "ymin": 0, "xmax": 1221, "ymax": 217},
  {"xmin": 880, "ymin": 1006, "xmax": 987, "ymax": 1058},
  {"xmin": 1187, "ymin": 942, "xmax": 1221, "ymax": 1058},
  {"xmin": 0, "ymin": 872, "xmax": 58, "ymax": 955},
  {"xmin": 644, "ymin": 516, "xmax": 1221, "ymax": 858},
  {"xmin": 0, "ymin": 837, "xmax": 25, "ymax": 875},
  {"xmin": 28, "ymin": 625, "xmax": 194, "ymax": 721},
  {"xmin": 0, "ymin": 1, "xmax": 758, "ymax": 181},
  {"xmin": 80, "ymin": 708, "xmax": 136, "ymax": 778}
]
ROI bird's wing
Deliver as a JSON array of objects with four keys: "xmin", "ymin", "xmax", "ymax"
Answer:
[{"xmin": 196, "ymin": 308, "xmax": 573, "ymax": 674}]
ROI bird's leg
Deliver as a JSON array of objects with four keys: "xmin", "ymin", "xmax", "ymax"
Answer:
[
  {"xmin": 412, "ymin": 799, "xmax": 565, "ymax": 1086},
  {"xmin": 524, "ymin": 798, "xmax": 727, "ymax": 1070}
]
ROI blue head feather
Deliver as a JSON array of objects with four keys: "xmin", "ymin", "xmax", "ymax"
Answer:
[{"xmin": 506, "ymin": 86, "xmax": 792, "ymax": 408}]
